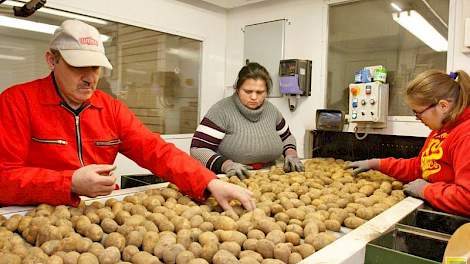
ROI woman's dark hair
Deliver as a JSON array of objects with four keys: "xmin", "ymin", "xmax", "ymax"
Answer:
[{"xmin": 234, "ymin": 62, "xmax": 272, "ymax": 93}]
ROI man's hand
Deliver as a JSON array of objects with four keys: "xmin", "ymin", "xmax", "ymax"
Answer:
[
  {"xmin": 221, "ymin": 160, "xmax": 252, "ymax": 180},
  {"xmin": 284, "ymin": 156, "xmax": 305, "ymax": 172},
  {"xmin": 71, "ymin": 164, "xmax": 117, "ymax": 198},
  {"xmin": 404, "ymin": 179, "xmax": 429, "ymax": 199},
  {"xmin": 207, "ymin": 179, "xmax": 256, "ymax": 211},
  {"xmin": 344, "ymin": 159, "xmax": 380, "ymax": 176}
]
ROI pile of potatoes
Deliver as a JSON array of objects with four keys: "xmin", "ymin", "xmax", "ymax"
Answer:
[{"xmin": 0, "ymin": 158, "xmax": 405, "ymax": 264}]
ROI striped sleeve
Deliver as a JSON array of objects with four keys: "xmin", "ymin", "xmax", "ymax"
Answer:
[
  {"xmin": 190, "ymin": 117, "xmax": 228, "ymax": 173},
  {"xmin": 276, "ymin": 112, "xmax": 297, "ymax": 156}
]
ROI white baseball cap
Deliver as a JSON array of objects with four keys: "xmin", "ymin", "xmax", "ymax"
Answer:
[{"xmin": 49, "ymin": 20, "xmax": 112, "ymax": 69}]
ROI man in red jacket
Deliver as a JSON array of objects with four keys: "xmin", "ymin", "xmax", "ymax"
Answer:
[{"xmin": 0, "ymin": 19, "xmax": 255, "ymax": 211}]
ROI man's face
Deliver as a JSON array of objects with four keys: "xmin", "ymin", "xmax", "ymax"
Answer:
[{"xmin": 46, "ymin": 51, "xmax": 101, "ymax": 109}]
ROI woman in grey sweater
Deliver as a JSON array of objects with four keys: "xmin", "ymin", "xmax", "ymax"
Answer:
[{"xmin": 190, "ymin": 62, "xmax": 304, "ymax": 178}]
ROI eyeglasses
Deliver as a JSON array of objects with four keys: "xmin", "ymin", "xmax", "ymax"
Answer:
[{"xmin": 413, "ymin": 103, "xmax": 437, "ymax": 119}]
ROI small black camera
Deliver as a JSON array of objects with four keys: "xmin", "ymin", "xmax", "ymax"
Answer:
[{"xmin": 13, "ymin": 0, "xmax": 46, "ymax": 17}]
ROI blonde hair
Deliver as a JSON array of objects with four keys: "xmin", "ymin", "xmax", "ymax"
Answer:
[{"xmin": 406, "ymin": 69, "xmax": 470, "ymax": 123}]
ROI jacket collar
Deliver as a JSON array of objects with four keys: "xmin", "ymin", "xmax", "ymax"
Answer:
[
  {"xmin": 40, "ymin": 73, "xmax": 104, "ymax": 109},
  {"xmin": 442, "ymin": 107, "xmax": 470, "ymax": 131}
]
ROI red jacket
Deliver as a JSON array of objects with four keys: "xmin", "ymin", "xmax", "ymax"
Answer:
[
  {"xmin": 380, "ymin": 107, "xmax": 470, "ymax": 217},
  {"xmin": 0, "ymin": 74, "xmax": 216, "ymax": 207}
]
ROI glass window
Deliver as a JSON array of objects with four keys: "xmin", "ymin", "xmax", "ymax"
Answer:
[
  {"xmin": 327, "ymin": 0, "xmax": 449, "ymax": 116},
  {"xmin": 0, "ymin": 1, "xmax": 201, "ymax": 134}
]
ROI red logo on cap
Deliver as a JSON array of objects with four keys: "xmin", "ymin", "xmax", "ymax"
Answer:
[{"xmin": 79, "ymin": 37, "xmax": 98, "ymax": 46}]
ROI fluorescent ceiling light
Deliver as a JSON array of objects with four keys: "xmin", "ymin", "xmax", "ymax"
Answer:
[
  {"xmin": 0, "ymin": 15, "xmax": 111, "ymax": 42},
  {"xmin": 0, "ymin": 54, "xmax": 25, "ymax": 61},
  {"xmin": 2, "ymin": 0, "xmax": 108, "ymax": 25},
  {"xmin": 392, "ymin": 10, "xmax": 447, "ymax": 52},
  {"xmin": 390, "ymin": 2, "xmax": 402, "ymax": 12}
]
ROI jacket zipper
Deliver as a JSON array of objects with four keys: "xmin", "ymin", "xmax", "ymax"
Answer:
[
  {"xmin": 32, "ymin": 137, "xmax": 67, "ymax": 145},
  {"xmin": 61, "ymin": 104, "xmax": 90, "ymax": 167}
]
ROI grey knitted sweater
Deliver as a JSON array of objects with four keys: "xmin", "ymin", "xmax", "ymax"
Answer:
[{"xmin": 190, "ymin": 94, "xmax": 297, "ymax": 173}]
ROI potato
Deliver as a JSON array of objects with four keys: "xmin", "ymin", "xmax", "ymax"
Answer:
[
  {"xmin": 273, "ymin": 243, "xmax": 291, "ymax": 263},
  {"xmin": 324, "ymin": 219, "xmax": 341, "ymax": 232},
  {"xmin": 174, "ymin": 250, "xmax": 194, "ymax": 264},
  {"xmin": 61, "ymin": 233, "xmax": 81, "ymax": 252},
  {"xmin": 200, "ymin": 243, "xmax": 218, "ymax": 262},
  {"xmin": 358, "ymin": 185, "xmax": 375, "ymax": 196},
  {"xmin": 173, "ymin": 229, "xmax": 190, "ymax": 249},
  {"xmin": 391, "ymin": 181, "xmax": 403, "ymax": 190},
  {"xmin": 162, "ymin": 243, "xmax": 186, "ymax": 264},
  {"xmin": 63, "ymin": 251, "xmax": 80, "ymax": 264},
  {"xmin": 122, "ymin": 245, "xmax": 139, "ymax": 262},
  {"xmin": 294, "ymin": 244, "xmax": 315, "ymax": 258},
  {"xmin": 285, "ymin": 208, "xmax": 305, "ymax": 221},
  {"xmin": 0, "ymin": 253, "xmax": 21, "ymax": 264},
  {"xmin": 261, "ymin": 259, "xmax": 284, "ymax": 264},
  {"xmin": 76, "ymin": 238, "xmax": 92, "ymax": 253},
  {"xmin": 190, "ymin": 215, "xmax": 204, "ymax": 228},
  {"xmin": 132, "ymin": 251, "xmax": 161, "ymax": 264},
  {"xmin": 256, "ymin": 239, "xmax": 275, "ymax": 258},
  {"xmin": 239, "ymin": 250, "xmax": 263, "ymax": 263},
  {"xmin": 214, "ymin": 216, "xmax": 238, "ymax": 231},
  {"xmin": 188, "ymin": 258, "xmax": 209, "ymax": 264},
  {"xmin": 188, "ymin": 242, "xmax": 203, "ymax": 257},
  {"xmin": 288, "ymin": 252, "xmax": 303, "ymax": 264},
  {"xmin": 78, "ymin": 252, "xmax": 99, "ymax": 264},
  {"xmin": 101, "ymin": 218, "xmax": 118, "ymax": 233},
  {"xmin": 142, "ymin": 231, "xmax": 160, "ymax": 253},
  {"xmin": 84, "ymin": 224, "xmax": 103, "ymax": 242},
  {"xmin": 103, "ymin": 232, "xmax": 126, "ymax": 251},
  {"xmin": 256, "ymin": 219, "xmax": 281, "ymax": 234},
  {"xmin": 98, "ymin": 246, "xmax": 121, "ymax": 264},
  {"xmin": 212, "ymin": 249, "xmax": 238, "ymax": 264},
  {"xmin": 114, "ymin": 211, "xmax": 131, "ymax": 225},
  {"xmin": 239, "ymin": 256, "xmax": 261, "ymax": 264},
  {"xmin": 41, "ymin": 240, "xmax": 62, "ymax": 255},
  {"xmin": 356, "ymin": 207, "xmax": 375, "ymax": 220},
  {"xmin": 247, "ymin": 229, "xmax": 265, "ymax": 240},
  {"xmin": 198, "ymin": 231, "xmax": 219, "ymax": 245},
  {"xmin": 126, "ymin": 230, "xmax": 144, "ymax": 247},
  {"xmin": 243, "ymin": 238, "xmax": 258, "ymax": 251},
  {"xmin": 311, "ymin": 232, "xmax": 336, "ymax": 250},
  {"xmin": 344, "ymin": 216, "xmax": 367, "ymax": 229},
  {"xmin": 198, "ymin": 222, "xmax": 214, "ymax": 232},
  {"xmin": 285, "ymin": 224, "xmax": 303, "ymax": 237},
  {"xmin": 88, "ymin": 242, "xmax": 104, "ymax": 257},
  {"xmin": 219, "ymin": 230, "xmax": 247, "ymax": 245},
  {"xmin": 4, "ymin": 214, "xmax": 21, "ymax": 232},
  {"xmin": 237, "ymin": 220, "xmax": 254, "ymax": 234},
  {"xmin": 47, "ymin": 255, "xmax": 64, "ymax": 264},
  {"xmin": 220, "ymin": 241, "xmax": 241, "ymax": 257},
  {"xmin": 304, "ymin": 222, "xmax": 319, "ymax": 237},
  {"xmin": 285, "ymin": 232, "xmax": 300, "ymax": 246},
  {"xmin": 266, "ymin": 230, "xmax": 285, "ymax": 245}
]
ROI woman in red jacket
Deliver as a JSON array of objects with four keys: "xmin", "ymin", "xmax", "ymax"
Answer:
[{"xmin": 347, "ymin": 70, "xmax": 470, "ymax": 217}]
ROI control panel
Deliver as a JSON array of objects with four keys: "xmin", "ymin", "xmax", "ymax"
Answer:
[{"xmin": 348, "ymin": 82, "xmax": 389, "ymax": 127}]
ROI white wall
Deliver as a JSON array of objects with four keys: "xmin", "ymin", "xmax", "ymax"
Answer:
[{"xmin": 226, "ymin": 0, "xmax": 327, "ymax": 158}]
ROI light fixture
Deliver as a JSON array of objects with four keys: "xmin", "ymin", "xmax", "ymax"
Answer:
[
  {"xmin": 392, "ymin": 10, "xmax": 447, "ymax": 52},
  {"xmin": 2, "ymin": 0, "xmax": 108, "ymax": 24},
  {"xmin": 0, "ymin": 15, "xmax": 111, "ymax": 41},
  {"xmin": 0, "ymin": 54, "xmax": 25, "ymax": 60},
  {"xmin": 390, "ymin": 2, "xmax": 402, "ymax": 12}
]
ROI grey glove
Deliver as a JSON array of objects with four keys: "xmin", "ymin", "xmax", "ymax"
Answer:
[
  {"xmin": 344, "ymin": 159, "xmax": 380, "ymax": 176},
  {"xmin": 403, "ymin": 179, "xmax": 429, "ymax": 199},
  {"xmin": 284, "ymin": 156, "xmax": 305, "ymax": 172},
  {"xmin": 222, "ymin": 161, "xmax": 252, "ymax": 180}
]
